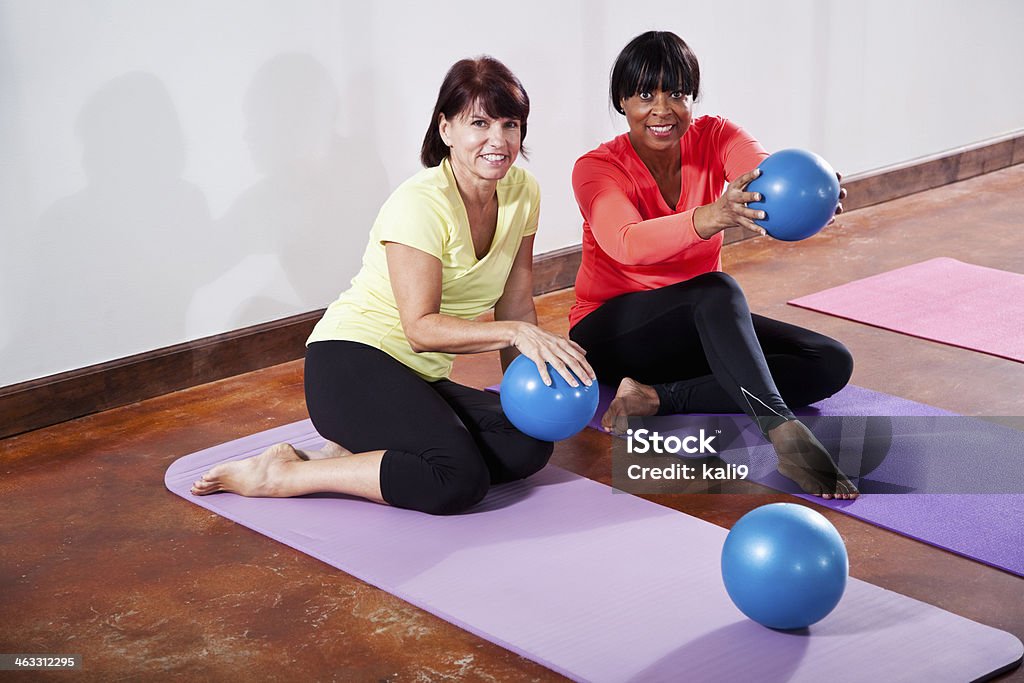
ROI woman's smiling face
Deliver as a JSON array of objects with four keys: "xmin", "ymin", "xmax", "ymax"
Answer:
[
  {"xmin": 440, "ymin": 104, "xmax": 522, "ymax": 183},
  {"xmin": 620, "ymin": 88, "xmax": 693, "ymax": 154}
]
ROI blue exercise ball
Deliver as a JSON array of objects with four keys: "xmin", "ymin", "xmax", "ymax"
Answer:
[
  {"xmin": 746, "ymin": 149, "xmax": 841, "ymax": 242},
  {"xmin": 721, "ymin": 503, "xmax": 848, "ymax": 630},
  {"xmin": 500, "ymin": 355, "xmax": 600, "ymax": 442}
]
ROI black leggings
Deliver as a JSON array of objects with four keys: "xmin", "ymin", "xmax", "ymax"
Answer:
[
  {"xmin": 304, "ymin": 340, "xmax": 553, "ymax": 515},
  {"xmin": 569, "ymin": 272, "xmax": 853, "ymax": 435}
]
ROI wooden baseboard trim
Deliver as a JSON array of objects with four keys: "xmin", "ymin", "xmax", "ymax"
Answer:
[
  {"xmin": 842, "ymin": 129, "xmax": 1024, "ymax": 212},
  {"xmin": 0, "ymin": 311, "xmax": 323, "ymax": 439},
  {"xmin": 532, "ymin": 244, "xmax": 581, "ymax": 296},
  {"xmin": 4, "ymin": 131, "xmax": 1021, "ymax": 438}
]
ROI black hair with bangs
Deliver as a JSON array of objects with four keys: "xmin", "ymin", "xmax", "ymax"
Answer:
[
  {"xmin": 421, "ymin": 56, "xmax": 530, "ymax": 167},
  {"xmin": 610, "ymin": 31, "xmax": 700, "ymax": 114}
]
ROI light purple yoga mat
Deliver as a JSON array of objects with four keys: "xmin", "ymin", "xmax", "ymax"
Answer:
[
  {"xmin": 165, "ymin": 436, "xmax": 1022, "ymax": 682},
  {"xmin": 788, "ymin": 257, "xmax": 1024, "ymax": 362}
]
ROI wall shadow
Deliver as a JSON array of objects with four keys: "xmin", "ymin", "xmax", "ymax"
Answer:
[
  {"xmin": 207, "ymin": 53, "xmax": 389, "ymax": 329},
  {"xmin": 26, "ymin": 71, "xmax": 212, "ymax": 373}
]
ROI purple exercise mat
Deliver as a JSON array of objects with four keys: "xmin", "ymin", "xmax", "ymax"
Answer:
[
  {"xmin": 487, "ymin": 383, "xmax": 1024, "ymax": 576},
  {"xmin": 165, "ymin": 437, "xmax": 1022, "ymax": 682}
]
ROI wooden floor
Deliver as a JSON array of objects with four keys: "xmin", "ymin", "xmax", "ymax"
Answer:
[{"xmin": 2, "ymin": 164, "xmax": 1023, "ymax": 681}]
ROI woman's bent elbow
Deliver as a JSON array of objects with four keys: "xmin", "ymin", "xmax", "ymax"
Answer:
[{"xmin": 402, "ymin": 323, "xmax": 434, "ymax": 353}]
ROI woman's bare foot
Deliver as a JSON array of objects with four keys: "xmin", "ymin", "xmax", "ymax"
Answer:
[
  {"xmin": 191, "ymin": 443, "xmax": 304, "ymax": 497},
  {"xmin": 602, "ymin": 377, "xmax": 660, "ymax": 434},
  {"xmin": 297, "ymin": 440, "xmax": 352, "ymax": 461},
  {"xmin": 768, "ymin": 420, "xmax": 859, "ymax": 500}
]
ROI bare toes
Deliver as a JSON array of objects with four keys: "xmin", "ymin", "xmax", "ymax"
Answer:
[{"xmin": 191, "ymin": 481, "xmax": 216, "ymax": 496}]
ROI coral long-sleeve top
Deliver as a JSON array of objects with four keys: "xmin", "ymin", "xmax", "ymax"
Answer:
[{"xmin": 569, "ymin": 116, "xmax": 767, "ymax": 328}]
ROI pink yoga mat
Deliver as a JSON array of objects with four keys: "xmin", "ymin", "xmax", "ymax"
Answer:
[
  {"xmin": 165, "ymin": 437, "xmax": 1023, "ymax": 682},
  {"xmin": 788, "ymin": 257, "xmax": 1024, "ymax": 362}
]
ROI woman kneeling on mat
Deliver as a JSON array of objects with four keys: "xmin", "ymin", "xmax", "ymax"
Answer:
[
  {"xmin": 569, "ymin": 31, "xmax": 858, "ymax": 499},
  {"xmin": 193, "ymin": 57, "xmax": 595, "ymax": 514}
]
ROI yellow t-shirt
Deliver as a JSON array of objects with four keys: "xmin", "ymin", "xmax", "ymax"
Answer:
[{"xmin": 307, "ymin": 158, "xmax": 540, "ymax": 381}]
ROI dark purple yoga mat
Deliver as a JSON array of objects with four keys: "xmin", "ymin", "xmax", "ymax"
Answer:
[
  {"xmin": 166, "ymin": 435, "xmax": 1022, "ymax": 682},
  {"xmin": 488, "ymin": 383, "xmax": 1024, "ymax": 576}
]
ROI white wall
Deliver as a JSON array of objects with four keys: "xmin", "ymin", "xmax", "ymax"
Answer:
[{"xmin": 2, "ymin": 0, "xmax": 1022, "ymax": 387}]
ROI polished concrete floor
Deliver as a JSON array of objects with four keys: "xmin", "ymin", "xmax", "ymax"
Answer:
[{"xmin": 2, "ymin": 164, "xmax": 1023, "ymax": 681}]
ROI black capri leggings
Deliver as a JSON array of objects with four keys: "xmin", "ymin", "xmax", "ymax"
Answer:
[
  {"xmin": 569, "ymin": 272, "xmax": 853, "ymax": 435},
  {"xmin": 304, "ymin": 340, "xmax": 553, "ymax": 515}
]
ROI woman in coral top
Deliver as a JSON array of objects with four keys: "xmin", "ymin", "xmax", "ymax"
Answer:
[{"xmin": 570, "ymin": 31, "xmax": 858, "ymax": 499}]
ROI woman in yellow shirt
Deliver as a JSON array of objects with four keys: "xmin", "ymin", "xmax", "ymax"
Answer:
[{"xmin": 192, "ymin": 57, "xmax": 594, "ymax": 514}]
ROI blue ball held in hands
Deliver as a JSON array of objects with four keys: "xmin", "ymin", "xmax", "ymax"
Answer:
[
  {"xmin": 721, "ymin": 503, "xmax": 848, "ymax": 630},
  {"xmin": 746, "ymin": 149, "xmax": 841, "ymax": 242},
  {"xmin": 500, "ymin": 355, "xmax": 600, "ymax": 442}
]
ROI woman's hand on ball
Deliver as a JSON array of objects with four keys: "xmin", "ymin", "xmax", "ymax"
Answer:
[
  {"xmin": 696, "ymin": 168, "xmax": 767, "ymax": 237},
  {"xmin": 510, "ymin": 323, "xmax": 595, "ymax": 388},
  {"xmin": 826, "ymin": 172, "xmax": 847, "ymax": 226}
]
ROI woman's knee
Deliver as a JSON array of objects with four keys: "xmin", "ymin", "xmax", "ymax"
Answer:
[
  {"xmin": 502, "ymin": 436, "xmax": 554, "ymax": 481},
  {"xmin": 687, "ymin": 271, "xmax": 747, "ymax": 308},
  {"xmin": 422, "ymin": 454, "xmax": 491, "ymax": 515},
  {"xmin": 382, "ymin": 444, "xmax": 491, "ymax": 515},
  {"xmin": 817, "ymin": 337, "xmax": 854, "ymax": 394}
]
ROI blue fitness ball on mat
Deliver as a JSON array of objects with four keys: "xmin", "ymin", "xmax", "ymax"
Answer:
[
  {"xmin": 746, "ymin": 148, "xmax": 841, "ymax": 241},
  {"xmin": 500, "ymin": 355, "xmax": 600, "ymax": 442},
  {"xmin": 721, "ymin": 503, "xmax": 848, "ymax": 630}
]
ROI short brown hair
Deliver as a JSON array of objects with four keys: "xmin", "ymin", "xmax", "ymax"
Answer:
[{"xmin": 421, "ymin": 56, "xmax": 530, "ymax": 167}]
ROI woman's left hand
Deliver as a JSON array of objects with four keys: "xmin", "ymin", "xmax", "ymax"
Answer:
[{"xmin": 827, "ymin": 172, "xmax": 847, "ymax": 226}]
